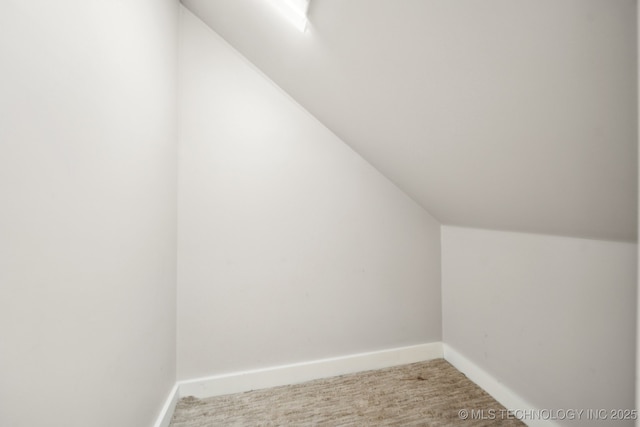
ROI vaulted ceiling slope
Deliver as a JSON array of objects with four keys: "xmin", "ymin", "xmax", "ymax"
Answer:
[{"xmin": 182, "ymin": 0, "xmax": 637, "ymax": 242}]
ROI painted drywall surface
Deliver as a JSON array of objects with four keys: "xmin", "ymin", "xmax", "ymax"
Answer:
[
  {"xmin": 0, "ymin": 1, "xmax": 178, "ymax": 426},
  {"xmin": 183, "ymin": 0, "xmax": 637, "ymax": 242},
  {"xmin": 177, "ymin": 7, "xmax": 441, "ymax": 380},
  {"xmin": 637, "ymin": 1, "xmax": 640, "ymax": 420},
  {"xmin": 442, "ymin": 226, "xmax": 637, "ymax": 426},
  {"xmin": 636, "ymin": 1, "xmax": 639, "ymax": 420}
]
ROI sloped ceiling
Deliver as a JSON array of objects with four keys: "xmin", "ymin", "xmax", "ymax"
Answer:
[{"xmin": 181, "ymin": 0, "xmax": 637, "ymax": 242}]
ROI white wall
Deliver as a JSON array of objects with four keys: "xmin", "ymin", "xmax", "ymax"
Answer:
[
  {"xmin": 182, "ymin": 0, "xmax": 638, "ymax": 243},
  {"xmin": 442, "ymin": 226, "xmax": 637, "ymax": 426},
  {"xmin": 0, "ymin": 1, "xmax": 178, "ymax": 426},
  {"xmin": 177, "ymin": 7, "xmax": 442, "ymax": 380},
  {"xmin": 636, "ymin": 0, "xmax": 639, "ymax": 419}
]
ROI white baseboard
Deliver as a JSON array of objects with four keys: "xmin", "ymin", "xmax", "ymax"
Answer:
[
  {"xmin": 156, "ymin": 343, "xmax": 562, "ymax": 427},
  {"xmin": 153, "ymin": 343, "xmax": 442, "ymax": 426},
  {"xmin": 443, "ymin": 344, "xmax": 560, "ymax": 427},
  {"xmin": 153, "ymin": 384, "xmax": 180, "ymax": 427},
  {"xmin": 179, "ymin": 342, "xmax": 443, "ymax": 399}
]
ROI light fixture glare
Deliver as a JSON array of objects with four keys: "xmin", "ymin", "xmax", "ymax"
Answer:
[{"xmin": 267, "ymin": 0, "xmax": 310, "ymax": 32}]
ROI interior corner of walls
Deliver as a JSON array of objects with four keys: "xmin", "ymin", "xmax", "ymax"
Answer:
[
  {"xmin": 438, "ymin": 223, "xmax": 447, "ymax": 342},
  {"xmin": 153, "ymin": 384, "xmax": 180, "ymax": 427},
  {"xmin": 443, "ymin": 345, "xmax": 560, "ymax": 427}
]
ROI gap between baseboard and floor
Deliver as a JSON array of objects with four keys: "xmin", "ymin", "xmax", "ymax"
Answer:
[{"xmin": 154, "ymin": 342, "xmax": 554, "ymax": 427}]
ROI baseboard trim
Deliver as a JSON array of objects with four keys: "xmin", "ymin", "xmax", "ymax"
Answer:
[
  {"xmin": 179, "ymin": 342, "xmax": 443, "ymax": 399},
  {"xmin": 153, "ymin": 384, "xmax": 180, "ymax": 427},
  {"xmin": 443, "ymin": 344, "xmax": 560, "ymax": 427},
  {"xmin": 156, "ymin": 343, "xmax": 561, "ymax": 427}
]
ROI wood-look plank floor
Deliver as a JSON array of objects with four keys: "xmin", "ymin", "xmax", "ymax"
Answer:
[{"xmin": 170, "ymin": 359, "xmax": 525, "ymax": 426}]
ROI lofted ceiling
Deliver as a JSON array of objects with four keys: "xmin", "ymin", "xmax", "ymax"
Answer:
[{"xmin": 181, "ymin": 0, "xmax": 637, "ymax": 242}]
